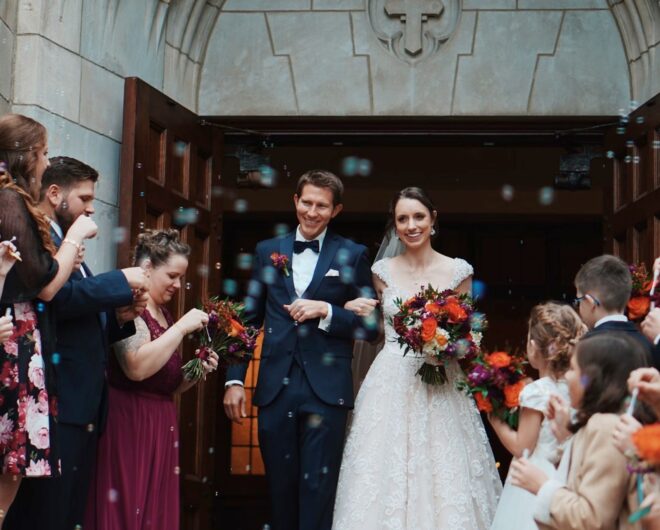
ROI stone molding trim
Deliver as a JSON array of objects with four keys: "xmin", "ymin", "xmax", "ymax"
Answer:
[{"xmin": 367, "ymin": 0, "xmax": 462, "ymax": 64}]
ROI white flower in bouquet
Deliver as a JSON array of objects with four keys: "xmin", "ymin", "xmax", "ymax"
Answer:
[{"xmin": 471, "ymin": 331, "xmax": 482, "ymax": 348}]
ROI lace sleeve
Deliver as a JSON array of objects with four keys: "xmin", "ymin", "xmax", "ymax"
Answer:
[
  {"xmin": 113, "ymin": 316, "xmax": 151, "ymax": 373},
  {"xmin": 371, "ymin": 258, "xmax": 391, "ymax": 287},
  {"xmin": 452, "ymin": 258, "xmax": 474, "ymax": 289},
  {"xmin": 0, "ymin": 189, "xmax": 58, "ymax": 303}
]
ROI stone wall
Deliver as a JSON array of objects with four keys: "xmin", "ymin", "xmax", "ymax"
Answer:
[{"xmin": 197, "ymin": 0, "xmax": 651, "ymax": 116}]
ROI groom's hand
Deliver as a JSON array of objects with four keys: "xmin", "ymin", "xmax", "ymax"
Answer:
[
  {"xmin": 283, "ymin": 300, "xmax": 328, "ymax": 323},
  {"xmin": 223, "ymin": 385, "xmax": 247, "ymax": 424}
]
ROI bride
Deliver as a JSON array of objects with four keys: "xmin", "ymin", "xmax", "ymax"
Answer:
[{"xmin": 333, "ymin": 187, "xmax": 502, "ymax": 530}]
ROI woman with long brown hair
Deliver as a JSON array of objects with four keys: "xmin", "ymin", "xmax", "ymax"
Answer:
[{"xmin": 0, "ymin": 114, "xmax": 97, "ymax": 523}]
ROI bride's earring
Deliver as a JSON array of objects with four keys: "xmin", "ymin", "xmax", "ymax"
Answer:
[{"xmin": 431, "ymin": 228, "xmax": 436, "ymax": 236}]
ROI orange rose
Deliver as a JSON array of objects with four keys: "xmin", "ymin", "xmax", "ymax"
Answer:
[
  {"xmin": 421, "ymin": 318, "xmax": 438, "ymax": 342},
  {"xmin": 435, "ymin": 332, "xmax": 448, "ymax": 348},
  {"xmin": 632, "ymin": 423, "xmax": 660, "ymax": 465},
  {"xmin": 475, "ymin": 393, "xmax": 493, "ymax": 413},
  {"xmin": 486, "ymin": 352, "xmax": 512, "ymax": 369},
  {"xmin": 425, "ymin": 302, "xmax": 441, "ymax": 314},
  {"xmin": 446, "ymin": 300, "xmax": 467, "ymax": 323},
  {"xmin": 503, "ymin": 380, "xmax": 526, "ymax": 409},
  {"xmin": 229, "ymin": 318, "xmax": 245, "ymax": 337},
  {"xmin": 627, "ymin": 296, "xmax": 650, "ymax": 321}
]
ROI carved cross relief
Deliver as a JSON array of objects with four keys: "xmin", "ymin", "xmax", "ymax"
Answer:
[{"xmin": 384, "ymin": 0, "xmax": 444, "ymax": 55}]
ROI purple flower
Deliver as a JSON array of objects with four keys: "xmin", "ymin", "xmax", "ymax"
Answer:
[
  {"xmin": 468, "ymin": 365, "xmax": 491, "ymax": 385},
  {"xmin": 228, "ymin": 343, "xmax": 240, "ymax": 354}
]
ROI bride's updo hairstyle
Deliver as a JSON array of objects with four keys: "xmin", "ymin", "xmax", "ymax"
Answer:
[
  {"xmin": 528, "ymin": 302, "xmax": 586, "ymax": 378},
  {"xmin": 386, "ymin": 186, "xmax": 438, "ymax": 237},
  {"xmin": 133, "ymin": 229, "xmax": 190, "ymax": 267}
]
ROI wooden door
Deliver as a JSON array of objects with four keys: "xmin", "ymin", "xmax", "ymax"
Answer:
[
  {"xmin": 118, "ymin": 77, "xmax": 223, "ymax": 530},
  {"xmin": 603, "ymin": 94, "xmax": 660, "ymax": 263}
]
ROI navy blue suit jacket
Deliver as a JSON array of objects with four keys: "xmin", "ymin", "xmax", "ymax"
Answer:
[
  {"xmin": 584, "ymin": 320, "xmax": 655, "ymax": 366},
  {"xmin": 47, "ymin": 230, "xmax": 135, "ymax": 428},
  {"xmin": 226, "ymin": 230, "xmax": 378, "ymax": 409}
]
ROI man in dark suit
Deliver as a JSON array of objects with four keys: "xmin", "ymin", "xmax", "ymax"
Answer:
[
  {"xmin": 5, "ymin": 157, "xmax": 148, "ymax": 530},
  {"xmin": 223, "ymin": 170, "xmax": 379, "ymax": 530},
  {"xmin": 574, "ymin": 254, "xmax": 654, "ymax": 362}
]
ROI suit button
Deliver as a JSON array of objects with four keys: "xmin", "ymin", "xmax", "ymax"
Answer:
[{"xmin": 294, "ymin": 321, "xmax": 298, "ymax": 327}]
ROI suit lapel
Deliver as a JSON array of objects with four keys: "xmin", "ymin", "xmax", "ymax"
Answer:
[
  {"xmin": 279, "ymin": 233, "xmax": 297, "ymax": 302},
  {"xmin": 303, "ymin": 232, "xmax": 340, "ymax": 300}
]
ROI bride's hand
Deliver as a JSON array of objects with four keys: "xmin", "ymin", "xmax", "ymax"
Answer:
[{"xmin": 344, "ymin": 297, "xmax": 379, "ymax": 317}]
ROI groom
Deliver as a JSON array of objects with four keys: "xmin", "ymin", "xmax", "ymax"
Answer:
[{"xmin": 224, "ymin": 170, "xmax": 378, "ymax": 530}]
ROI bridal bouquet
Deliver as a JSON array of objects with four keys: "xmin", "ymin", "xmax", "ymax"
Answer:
[
  {"xmin": 627, "ymin": 263, "xmax": 659, "ymax": 322},
  {"xmin": 457, "ymin": 349, "xmax": 528, "ymax": 428},
  {"xmin": 390, "ymin": 285, "xmax": 485, "ymax": 385},
  {"xmin": 182, "ymin": 297, "xmax": 259, "ymax": 380}
]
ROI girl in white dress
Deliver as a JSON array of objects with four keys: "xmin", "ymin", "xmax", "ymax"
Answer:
[
  {"xmin": 333, "ymin": 187, "xmax": 502, "ymax": 530},
  {"xmin": 488, "ymin": 302, "xmax": 586, "ymax": 530}
]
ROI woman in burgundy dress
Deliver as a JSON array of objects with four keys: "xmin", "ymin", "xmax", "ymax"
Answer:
[
  {"xmin": 86, "ymin": 229, "xmax": 218, "ymax": 530},
  {"xmin": 0, "ymin": 114, "xmax": 97, "ymax": 521}
]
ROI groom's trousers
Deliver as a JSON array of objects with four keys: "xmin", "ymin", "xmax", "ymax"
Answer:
[{"xmin": 258, "ymin": 360, "xmax": 349, "ymax": 530}]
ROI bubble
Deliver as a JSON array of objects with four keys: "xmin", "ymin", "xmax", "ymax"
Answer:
[
  {"xmin": 538, "ymin": 187, "xmax": 554, "ymax": 206},
  {"xmin": 174, "ymin": 466, "xmax": 180, "ymax": 475},
  {"xmin": 202, "ymin": 476, "xmax": 208, "ymax": 483},
  {"xmin": 455, "ymin": 339, "xmax": 471, "ymax": 357},
  {"xmin": 136, "ymin": 162, "xmax": 143, "ymax": 169},
  {"xmin": 215, "ymin": 262, "xmax": 222, "ymax": 270},
  {"xmin": 340, "ymin": 266, "xmax": 354, "ymax": 284},
  {"xmin": 263, "ymin": 525, "xmax": 272, "ymax": 530},
  {"xmin": 61, "ymin": 201, "xmax": 68, "ymax": 210},
  {"xmin": 287, "ymin": 411, "xmax": 293, "ymax": 418},
  {"xmin": 353, "ymin": 328, "xmax": 367, "ymax": 340},
  {"xmin": 223, "ymin": 279, "xmax": 238, "ymax": 296},
  {"xmin": 87, "ymin": 423, "xmax": 95, "ymax": 432},
  {"xmin": 261, "ymin": 266, "xmax": 277, "ymax": 285},
  {"xmin": 616, "ymin": 127, "xmax": 626, "ymax": 135},
  {"xmin": 342, "ymin": 156, "xmax": 359, "ymax": 177},
  {"xmin": 653, "ymin": 140, "xmax": 660, "ymax": 150},
  {"xmin": 267, "ymin": 327, "xmax": 273, "ymax": 333},
  {"xmin": 273, "ymin": 223, "xmax": 289, "ymax": 237},
  {"xmin": 108, "ymin": 488, "xmax": 119, "ymax": 503},
  {"xmin": 633, "ymin": 155, "xmax": 640, "ymax": 164},
  {"xmin": 244, "ymin": 297, "xmax": 257, "ymax": 312},
  {"xmin": 174, "ymin": 141, "xmax": 187, "ymax": 158},
  {"xmin": 282, "ymin": 377, "xmax": 290, "ymax": 386},
  {"xmin": 211, "ymin": 186, "xmax": 224, "ymax": 198},
  {"xmin": 247, "ymin": 280, "xmax": 262, "ymax": 298},
  {"xmin": 500, "ymin": 184, "xmax": 514, "ymax": 202},
  {"xmin": 36, "ymin": 302, "xmax": 45, "ymax": 312},
  {"xmin": 321, "ymin": 352, "xmax": 335, "ymax": 366},
  {"xmin": 337, "ymin": 248, "xmax": 350, "ymax": 266},
  {"xmin": 236, "ymin": 253, "xmax": 254, "ymax": 271},
  {"xmin": 338, "ymin": 398, "xmax": 345, "ymax": 405},
  {"xmin": 606, "ymin": 150, "xmax": 615, "ymax": 159},
  {"xmin": 362, "ymin": 312, "xmax": 378, "ymax": 330},
  {"xmin": 307, "ymin": 414, "xmax": 323, "ymax": 428},
  {"xmin": 138, "ymin": 222, "xmax": 145, "ymax": 230},
  {"xmin": 196, "ymin": 264, "xmax": 209, "ymax": 278},
  {"xmin": 51, "ymin": 353, "xmax": 60, "ymax": 365},
  {"xmin": 472, "ymin": 280, "xmax": 486, "ymax": 300},
  {"xmin": 629, "ymin": 100, "xmax": 639, "ymax": 110},
  {"xmin": 357, "ymin": 158, "xmax": 373, "ymax": 177},
  {"xmin": 234, "ymin": 199, "xmax": 248, "ymax": 213},
  {"xmin": 174, "ymin": 441, "xmax": 179, "ymax": 448},
  {"xmin": 112, "ymin": 227, "xmax": 127, "ymax": 244},
  {"xmin": 173, "ymin": 207, "xmax": 199, "ymax": 226},
  {"xmin": 321, "ymin": 466, "xmax": 328, "ymax": 474},
  {"xmin": 297, "ymin": 326, "xmax": 310, "ymax": 338},
  {"xmin": 470, "ymin": 312, "xmax": 486, "ymax": 332},
  {"xmin": 626, "ymin": 140, "xmax": 634, "ymax": 148},
  {"xmin": 580, "ymin": 374, "xmax": 590, "ymax": 388},
  {"xmin": 259, "ymin": 165, "xmax": 277, "ymax": 187},
  {"xmin": 303, "ymin": 473, "xmax": 309, "ymax": 480},
  {"xmin": 185, "ymin": 282, "xmax": 192, "ymax": 290},
  {"xmin": 208, "ymin": 447, "xmax": 215, "ymax": 454},
  {"xmin": 359, "ymin": 286, "xmax": 376, "ymax": 298},
  {"xmin": 624, "ymin": 155, "xmax": 632, "ymax": 164},
  {"xmin": 138, "ymin": 191, "xmax": 145, "ymax": 197}
]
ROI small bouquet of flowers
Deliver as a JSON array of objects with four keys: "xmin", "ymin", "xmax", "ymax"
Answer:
[
  {"xmin": 457, "ymin": 350, "xmax": 528, "ymax": 428},
  {"xmin": 390, "ymin": 285, "xmax": 485, "ymax": 385},
  {"xmin": 628, "ymin": 263, "xmax": 660, "ymax": 321},
  {"xmin": 182, "ymin": 297, "xmax": 259, "ymax": 381},
  {"xmin": 626, "ymin": 423, "xmax": 660, "ymax": 523}
]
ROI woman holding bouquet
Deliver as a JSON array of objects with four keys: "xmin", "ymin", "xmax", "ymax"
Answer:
[
  {"xmin": 85, "ymin": 229, "xmax": 218, "ymax": 530},
  {"xmin": 333, "ymin": 187, "xmax": 501, "ymax": 529}
]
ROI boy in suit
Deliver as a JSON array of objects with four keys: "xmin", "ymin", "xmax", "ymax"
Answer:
[{"xmin": 574, "ymin": 254, "xmax": 654, "ymax": 363}]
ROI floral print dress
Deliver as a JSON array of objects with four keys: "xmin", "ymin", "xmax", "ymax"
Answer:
[{"xmin": 0, "ymin": 188, "xmax": 60, "ymax": 476}]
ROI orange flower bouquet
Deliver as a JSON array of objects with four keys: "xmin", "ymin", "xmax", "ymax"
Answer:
[
  {"xmin": 391, "ymin": 285, "xmax": 486, "ymax": 385},
  {"xmin": 631, "ymin": 423, "xmax": 660, "ymax": 470},
  {"xmin": 457, "ymin": 350, "xmax": 528, "ymax": 428},
  {"xmin": 182, "ymin": 297, "xmax": 258, "ymax": 380},
  {"xmin": 627, "ymin": 263, "xmax": 659, "ymax": 322}
]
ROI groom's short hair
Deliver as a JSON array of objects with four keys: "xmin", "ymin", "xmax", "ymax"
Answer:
[{"xmin": 296, "ymin": 170, "xmax": 344, "ymax": 206}]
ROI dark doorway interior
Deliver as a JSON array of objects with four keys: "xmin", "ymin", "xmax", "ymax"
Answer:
[{"xmin": 211, "ymin": 118, "xmax": 607, "ymax": 530}]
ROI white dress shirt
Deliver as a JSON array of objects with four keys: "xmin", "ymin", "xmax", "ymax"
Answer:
[{"xmin": 593, "ymin": 314, "xmax": 628, "ymax": 328}]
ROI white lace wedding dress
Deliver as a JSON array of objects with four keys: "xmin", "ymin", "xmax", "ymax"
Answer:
[{"xmin": 333, "ymin": 257, "xmax": 502, "ymax": 530}]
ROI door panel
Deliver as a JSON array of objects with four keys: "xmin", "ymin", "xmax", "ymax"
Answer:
[{"xmin": 119, "ymin": 77, "xmax": 223, "ymax": 530}]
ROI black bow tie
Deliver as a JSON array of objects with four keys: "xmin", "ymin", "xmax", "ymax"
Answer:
[{"xmin": 293, "ymin": 239, "xmax": 320, "ymax": 254}]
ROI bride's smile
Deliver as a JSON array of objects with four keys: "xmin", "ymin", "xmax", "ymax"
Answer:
[{"xmin": 394, "ymin": 197, "xmax": 436, "ymax": 248}]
